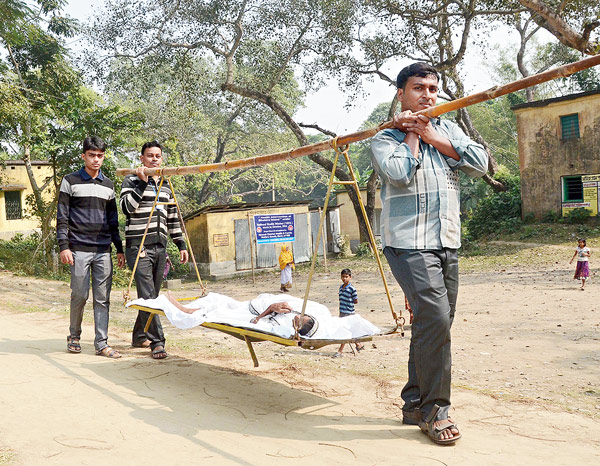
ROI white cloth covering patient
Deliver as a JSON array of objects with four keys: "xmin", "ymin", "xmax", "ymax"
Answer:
[{"xmin": 127, "ymin": 292, "xmax": 380, "ymax": 340}]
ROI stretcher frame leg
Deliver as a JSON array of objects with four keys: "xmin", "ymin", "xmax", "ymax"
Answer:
[
  {"xmin": 144, "ymin": 313, "xmax": 155, "ymax": 333},
  {"xmin": 244, "ymin": 336, "xmax": 259, "ymax": 367}
]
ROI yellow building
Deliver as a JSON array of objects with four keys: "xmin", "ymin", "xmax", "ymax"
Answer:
[
  {"xmin": 512, "ymin": 90, "xmax": 600, "ymax": 219},
  {"xmin": 0, "ymin": 160, "xmax": 53, "ymax": 240},
  {"xmin": 184, "ymin": 201, "xmax": 324, "ymax": 279},
  {"xmin": 334, "ymin": 187, "xmax": 381, "ymax": 251}
]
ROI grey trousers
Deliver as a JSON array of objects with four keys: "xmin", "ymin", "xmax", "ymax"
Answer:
[
  {"xmin": 125, "ymin": 244, "xmax": 166, "ymax": 350},
  {"xmin": 69, "ymin": 250, "xmax": 113, "ymax": 352},
  {"xmin": 383, "ymin": 247, "xmax": 458, "ymax": 421}
]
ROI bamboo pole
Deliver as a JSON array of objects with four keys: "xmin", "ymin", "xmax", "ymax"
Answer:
[
  {"xmin": 116, "ymin": 54, "xmax": 600, "ymax": 178},
  {"xmin": 319, "ymin": 207, "xmax": 328, "ymax": 272},
  {"xmin": 247, "ymin": 213, "xmax": 256, "ymax": 284}
]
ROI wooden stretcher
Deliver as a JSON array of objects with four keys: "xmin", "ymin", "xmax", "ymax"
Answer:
[
  {"xmin": 123, "ymin": 130, "xmax": 405, "ymax": 368},
  {"xmin": 129, "ymin": 297, "xmax": 375, "ymax": 367}
]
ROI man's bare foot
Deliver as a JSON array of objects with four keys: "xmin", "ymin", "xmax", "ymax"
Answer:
[{"xmin": 132, "ymin": 339, "xmax": 151, "ymax": 348}]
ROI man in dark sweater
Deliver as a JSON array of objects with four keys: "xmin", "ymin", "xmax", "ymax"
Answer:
[
  {"xmin": 57, "ymin": 136, "xmax": 125, "ymax": 358},
  {"xmin": 120, "ymin": 141, "xmax": 188, "ymax": 360}
]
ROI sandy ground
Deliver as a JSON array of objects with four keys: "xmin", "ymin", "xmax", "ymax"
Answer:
[{"xmin": 1, "ymin": 257, "xmax": 599, "ymax": 465}]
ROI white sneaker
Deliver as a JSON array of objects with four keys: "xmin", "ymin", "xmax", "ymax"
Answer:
[{"xmin": 332, "ymin": 352, "xmax": 343, "ymax": 358}]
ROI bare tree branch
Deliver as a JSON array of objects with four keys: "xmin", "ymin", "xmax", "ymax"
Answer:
[
  {"xmin": 517, "ymin": 0, "xmax": 600, "ymax": 54},
  {"xmin": 298, "ymin": 123, "xmax": 336, "ymax": 137}
]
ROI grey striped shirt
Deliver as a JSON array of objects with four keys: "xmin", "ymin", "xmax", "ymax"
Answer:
[
  {"xmin": 120, "ymin": 175, "xmax": 186, "ymax": 250},
  {"xmin": 370, "ymin": 119, "xmax": 488, "ymax": 250}
]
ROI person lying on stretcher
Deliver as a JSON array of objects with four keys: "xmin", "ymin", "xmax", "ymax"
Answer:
[
  {"xmin": 249, "ymin": 301, "xmax": 315, "ymax": 336},
  {"xmin": 166, "ymin": 292, "xmax": 316, "ymax": 336}
]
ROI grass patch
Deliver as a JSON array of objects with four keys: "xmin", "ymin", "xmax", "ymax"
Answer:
[
  {"xmin": 0, "ymin": 449, "xmax": 15, "ymax": 466},
  {"xmin": 2, "ymin": 302, "xmax": 59, "ymax": 314}
]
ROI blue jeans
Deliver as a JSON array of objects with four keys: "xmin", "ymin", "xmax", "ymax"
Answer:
[
  {"xmin": 383, "ymin": 247, "xmax": 458, "ymax": 421},
  {"xmin": 69, "ymin": 250, "xmax": 113, "ymax": 352}
]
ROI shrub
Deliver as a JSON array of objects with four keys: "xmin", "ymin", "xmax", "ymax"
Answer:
[
  {"xmin": 165, "ymin": 241, "xmax": 192, "ymax": 279},
  {"xmin": 465, "ymin": 171, "xmax": 522, "ymax": 240},
  {"xmin": 0, "ymin": 233, "xmax": 43, "ymax": 276},
  {"xmin": 523, "ymin": 213, "xmax": 536, "ymax": 224},
  {"xmin": 542, "ymin": 210, "xmax": 560, "ymax": 223},
  {"xmin": 563, "ymin": 207, "xmax": 591, "ymax": 224},
  {"xmin": 355, "ymin": 242, "xmax": 374, "ymax": 257}
]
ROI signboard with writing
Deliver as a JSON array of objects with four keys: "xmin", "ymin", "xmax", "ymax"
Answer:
[
  {"xmin": 213, "ymin": 233, "xmax": 229, "ymax": 247},
  {"xmin": 562, "ymin": 174, "xmax": 600, "ymax": 217},
  {"xmin": 254, "ymin": 214, "xmax": 295, "ymax": 244},
  {"xmin": 582, "ymin": 174, "xmax": 600, "ymax": 182}
]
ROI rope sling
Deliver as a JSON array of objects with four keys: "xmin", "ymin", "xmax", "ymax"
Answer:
[{"xmin": 124, "ymin": 141, "xmax": 404, "ymax": 368}]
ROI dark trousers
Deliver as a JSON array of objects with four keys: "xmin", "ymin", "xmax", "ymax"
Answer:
[
  {"xmin": 126, "ymin": 244, "xmax": 166, "ymax": 350},
  {"xmin": 383, "ymin": 247, "xmax": 458, "ymax": 421}
]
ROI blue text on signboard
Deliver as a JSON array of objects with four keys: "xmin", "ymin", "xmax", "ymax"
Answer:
[{"xmin": 254, "ymin": 214, "xmax": 295, "ymax": 244}]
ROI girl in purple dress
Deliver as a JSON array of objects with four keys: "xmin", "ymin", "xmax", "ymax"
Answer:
[{"xmin": 570, "ymin": 238, "xmax": 590, "ymax": 290}]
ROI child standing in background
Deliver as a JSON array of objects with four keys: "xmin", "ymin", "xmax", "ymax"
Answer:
[
  {"xmin": 279, "ymin": 245, "xmax": 295, "ymax": 292},
  {"xmin": 570, "ymin": 238, "xmax": 590, "ymax": 290},
  {"xmin": 334, "ymin": 268, "xmax": 364, "ymax": 357}
]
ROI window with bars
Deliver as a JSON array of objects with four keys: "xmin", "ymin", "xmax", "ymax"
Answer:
[
  {"xmin": 560, "ymin": 114, "xmax": 580, "ymax": 140},
  {"xmin": 562, "ymin": 176, "xmax": 583, "ymax": 202},
  {"xmin": 4, "ymin": 191, "xmax": 23, "ymax": 220}
]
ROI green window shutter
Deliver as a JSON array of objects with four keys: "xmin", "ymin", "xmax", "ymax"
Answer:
[
  {"xmin": 562, "ymin": 176, "xmax": 583, "ymax": 202},
  {"xmin": 4, "ymin": 191, "xmax": 23, "ymax": 220},
  {"xmin": 560, "ymin": 114, "xmax": 580, "ymax": 140}
]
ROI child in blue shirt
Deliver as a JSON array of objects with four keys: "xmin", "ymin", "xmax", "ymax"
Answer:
[{"xmin": 334, "ymin": 268, "xmax": 364, "ymax": 357}]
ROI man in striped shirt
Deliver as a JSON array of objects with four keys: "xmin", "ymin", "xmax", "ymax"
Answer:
[
  {"xmin": 371, "ymin": 63, "xmax": 488, "ymax": 445},
  {"xmin": 57, "ymin": 136, "xmax": 125, "ymax": 359},
  {"xmin": 120, "ymin": 141, "xmax": 189, "ymax": 360}
]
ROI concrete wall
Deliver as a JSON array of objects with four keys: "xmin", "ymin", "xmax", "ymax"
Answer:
[
  {"xmin": 334, "ymin": 188, "xmax": 381, "ymax": 251},
  {"xmin": 514, "ymin": 93, "xmax": 600, "ymax": 219},
  {"xmin": 0, "ymin": 162, "xmax": 54, "ymax": 240}
]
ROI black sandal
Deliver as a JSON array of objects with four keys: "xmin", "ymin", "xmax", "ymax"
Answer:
[
  {"xmin": 418, "ymin": 405, "xmax": 461, "ymax": 445},
  {"xmin": 151, "ymin": 346, "xmax": 168, "ymax": 360},
  {"xmin": 67, "ymin": 335, "xmax": 81, "ymax": 353}
]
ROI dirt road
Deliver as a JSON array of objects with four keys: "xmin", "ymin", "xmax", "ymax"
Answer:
[{"xmin": 1, "ymin": 263, "xmax": 599, "ymax": 465}]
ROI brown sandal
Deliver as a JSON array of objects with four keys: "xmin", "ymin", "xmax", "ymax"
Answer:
[{"xmin": 418, "ymin": 405, "xmax": 461, "ymax": 445}]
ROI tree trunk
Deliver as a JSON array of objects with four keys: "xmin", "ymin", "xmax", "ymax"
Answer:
[
  {"xmin": 221, "ymin": 81, "xmax": 376, "ymax": 248},
  {"xmin": 22, "ymin": 146, "xmax": 56, "ymax": 268},
  {"xmin": 364, "ymin": 170, "xmax": 379, "ymax": 244},
  {"xmin": 442, "ymin": 69, "xmax": 506, "ymax": 191}
]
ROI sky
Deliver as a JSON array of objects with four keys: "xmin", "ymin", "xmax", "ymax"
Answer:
[{"xmin": 64, "ymin": 1, "xmax": 506, "ymax": 135}]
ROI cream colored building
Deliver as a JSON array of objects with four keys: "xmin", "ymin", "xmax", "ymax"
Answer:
[
  {"xmin": 513, "ymin": 90, "xmax": 600, "ymax": 219},
  {"xmin": 0, "ymin": 160, "xmax": 53, "ymax": 240},
  {"xmin": 184, "ymin": 201, "xmax": 318, "ymax": 279},
  {"xmin": 334, "ymin": 187, "xmax": 381, "ymax": 251}
]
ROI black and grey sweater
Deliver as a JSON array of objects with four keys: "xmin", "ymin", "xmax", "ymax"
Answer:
[
  {"xmin": 119, "ymin": 175, "xmax": 186, "ymax": 250},
  {"xmin": 56, "ymin": 168, "xmax": 123, "ymax": 253}
]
